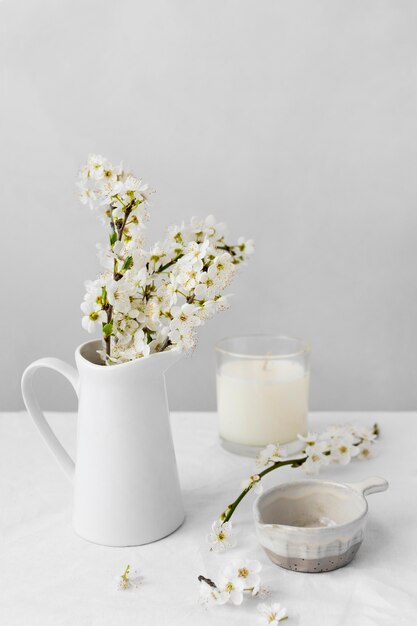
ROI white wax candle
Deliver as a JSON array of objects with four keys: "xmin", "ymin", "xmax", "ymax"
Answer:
[{"xmin": 217, "ymin": 359, "xmax": 309, "ymax": 446}]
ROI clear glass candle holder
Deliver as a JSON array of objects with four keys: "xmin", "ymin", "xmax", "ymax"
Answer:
[{"xmin": 215, "ymin": 335, "xmax": 311, "ymax": 456}]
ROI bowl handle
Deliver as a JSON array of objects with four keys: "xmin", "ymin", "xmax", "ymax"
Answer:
[{"xmin": 345, "ymin": 476, "xmax": 389, "ymax": 496}]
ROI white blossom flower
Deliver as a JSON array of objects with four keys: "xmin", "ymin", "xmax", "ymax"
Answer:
[
  {"xmin": 207, "ymin": 520, "xmax": 236, "ymax": 552},
  {"xmin": 80, "ymin": 301, "xmax": 106, "ymax": 333},
  {"xmin": 144, "ymin": 300, "xmax": 161, "ymax": 327},
  {"xmin": 221, "ymin": 559, "xmax": 262, "ymax": 595},
  {"xmin": 124, "ymin": 175, "xmax": 142, "ymax": 192},
  {"xmin": 298, "ymin": 432, "xmax": 321, "ymax": 449},
  {"xmin": 106, "ymin": 279, "xmax": 132, "ymax": 314},
  {"xmin": 176, "ymin": 262, "xmax": 202, "ymax": 291},
  {"xmin": 194, "ymin": 272, "xmax": 217, "ymax": 300},
  {"xmin": 87, "ymin": 154, "xmax": 106, "ymax": 180},
  {"xmin": 148, "ymin": 327, "xmax": 169, "ymax": 353},
  {"xmin": 204, "ymin": 214, "xmax": 227, "ymax": 238},
  {"xmin": 168, "ymin": 325, "xmax": 197, "ymax": 352},
  {"xmin": 157, "ymin": 275, "xmax": 178, "ymax": 308},
  {"xmin": 357, "ymin": 441, "xmax": 374, "ymax": 460},
  {"xmin": 128, "ymin": 267, "xmax": 148, "ymax": 292},
  {"xmin": 184, "ymin": 240, "xmax": 210, "ymax": 263},
  {"xmin": 199, "ymin": 578, "xmax": 228, "ymax": 606},
  {"xmin": 213, "ymin": 294, "xmax": 230, "ymax": 312},
  {"xmin": 257, "ymin": 602, "xmax": 288, "ymax": 625},
  {"xmin": 216, "ymin": 575, "xmax": 244, "ymax": 606},
  {"xmin": 83, "ymin": 278, "xmax": 103, "ymax": 304},
  {"xmin": 208, "ymin": 253, "xmax": 235, "ymax": 289},
  {"xmin": 115, "ymin": 317, "xmax": 138, "ymax": 345},
  {"xmin": 188, "ymin": 215, "xmax": 219, "ymax": 241},
  {"xmin": 133, "ymin": 329, "xmax": 151, "ymax": 357},
  {"xmin": 352, "ymin": 425, "xmax": 377, "ymax": 443},
  {"xmin": 149, "ymin": 243, "xmax": 169, "ymax": 267},
  {"xmin": 196, "ymin": 300, "xmax": 217, "ymax": 321},
  {"xmin": 77, "ymin": 182, "xmax": 96, "ymax": 209},
  {"xmin": 170, "ymin": 303, "xmax": 201, "ymax": 329},
  {"xmin": 256, "ymin": 443, "xmax": 288, "ymax": 468},
  {"xmin": 237, "ymin": 237, "xmax": 255, "ymax": 256},
  {"xmin": 96, "ymin": 240, "xmax": 125, "ymax": 270},
  {"xmin": 302, "ymin": 444, "xmax": 330, "ymax": 474},
  {"xmin": 134, "ymin": 179, "xmax": 151, "ymax": 204},
  {"xmin": 329, "ymin": 436, "xmax": 359, "ymax": 465},
  {"xmin": 255, "ymin": 586, "xmax": 272, "ymax": 599}
]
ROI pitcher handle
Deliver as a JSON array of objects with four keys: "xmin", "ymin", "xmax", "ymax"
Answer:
[{"xmin": 21, "ymin": 358, "xmax": 79, "ymax": 481}]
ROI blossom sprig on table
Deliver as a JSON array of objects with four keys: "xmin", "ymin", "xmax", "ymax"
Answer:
[
  {"xmin": 208, "ymin": 423, "xmax": 379, "ymax": 551},
  {"xmin": 198, "ymin": 560, "xmax": 288, "ymax": 620},
  {"xmin": 198, "ymin": 559, "xmax": 264, "ymax": 606},
  {"xmin": 78, "ymin": 154, "xmax": 254, "ymax": 364}
]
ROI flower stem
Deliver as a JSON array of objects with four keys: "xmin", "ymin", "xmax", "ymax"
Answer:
[
  {"xmin": 157, "ymin": 253, "xmax": 184, "ymax": 274},
  {"xmin": 103, "ymin": 202, "xmax": 134, "ymax": 362},
  {"xmin": 105, "ymin": 304, "xmax": 113, "ymax": 358},
  {"xmin": 117, "ymin": 204, "xmax": 133, "ymax": 240},
  {"xmin": 221, "ymin": 457, "xmax": 307, "ymax": 523},
  {"xmin": 216, "ymin": 243, "xmax": 236, "ymax": 256}
]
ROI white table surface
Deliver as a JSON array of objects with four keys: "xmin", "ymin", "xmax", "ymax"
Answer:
[{"xmin": 1, "ymin": 411, "xmax": 416, "ymax": 626}]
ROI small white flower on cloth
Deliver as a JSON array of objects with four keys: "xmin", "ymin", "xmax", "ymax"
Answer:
[
  {"xmin": 199, "ymin": 577, "xmax": 227, "ymax": 606},
  {"xmin": 221, "ymin": 559, "xmax": 262, "ymax": 595},
  {"xmin": 115, "ymin": 564, "xmax": 141, "ymax": 591},
  {"xmin": 207, "ymin": 520, "xmax": 236, "ymax": 553},
  {"xmin": 256, "ymin": 586, "xmax": 272, "ymax": 599},
  {"xmin": 215, "ymin": 575, "xmax": 245, "ymax": 606},
  {"xmin": 257, "ymin": 602, "xmax": 288, "ymax": 625}
]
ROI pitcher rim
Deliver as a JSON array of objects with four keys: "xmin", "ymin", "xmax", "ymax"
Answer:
[{"xmin": 75, "ymin": 338, "xmax": 181, "ymax": 371}]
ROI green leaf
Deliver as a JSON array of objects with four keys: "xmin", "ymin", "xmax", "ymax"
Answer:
[
  {"xmin": 102, "ymin": 322, "xmax": 113, "ymax": 338},
  {"xmin": 109, "ymin": 231, "xmax": 117, "ymax": 246},
  {"xmin": 122, "ymin": 256, "xmax": 133, "ymax": 271}
]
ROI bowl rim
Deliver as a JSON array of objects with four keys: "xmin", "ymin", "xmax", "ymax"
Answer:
[{"xmin": 253, "ymin": 479, "xmax": 368, "ymax": 533}]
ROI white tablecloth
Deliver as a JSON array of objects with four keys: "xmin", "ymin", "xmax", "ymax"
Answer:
[{"xmin": 1, "ymin": 411, "xmax": 416, "ymax": 625}]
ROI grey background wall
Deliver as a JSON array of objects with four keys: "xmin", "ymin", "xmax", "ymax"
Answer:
[{"xmin": 2, "ymin": 0, "xmax": 417, "ymax": 411}]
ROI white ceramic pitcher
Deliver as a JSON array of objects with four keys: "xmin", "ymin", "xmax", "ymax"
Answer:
[{"xmin": 21, "ymin": 339, "xmax": 185, "ymax": 547}]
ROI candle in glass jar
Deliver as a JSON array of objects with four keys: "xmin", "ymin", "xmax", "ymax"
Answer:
[{"xmin": 217, "ymin": 356, "xmax": 309, "ymax": 447}]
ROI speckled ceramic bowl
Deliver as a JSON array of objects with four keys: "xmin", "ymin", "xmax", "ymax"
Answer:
[{"xmin": 253, "ymin": 476, "xmax": 388, "ymax": 573}]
